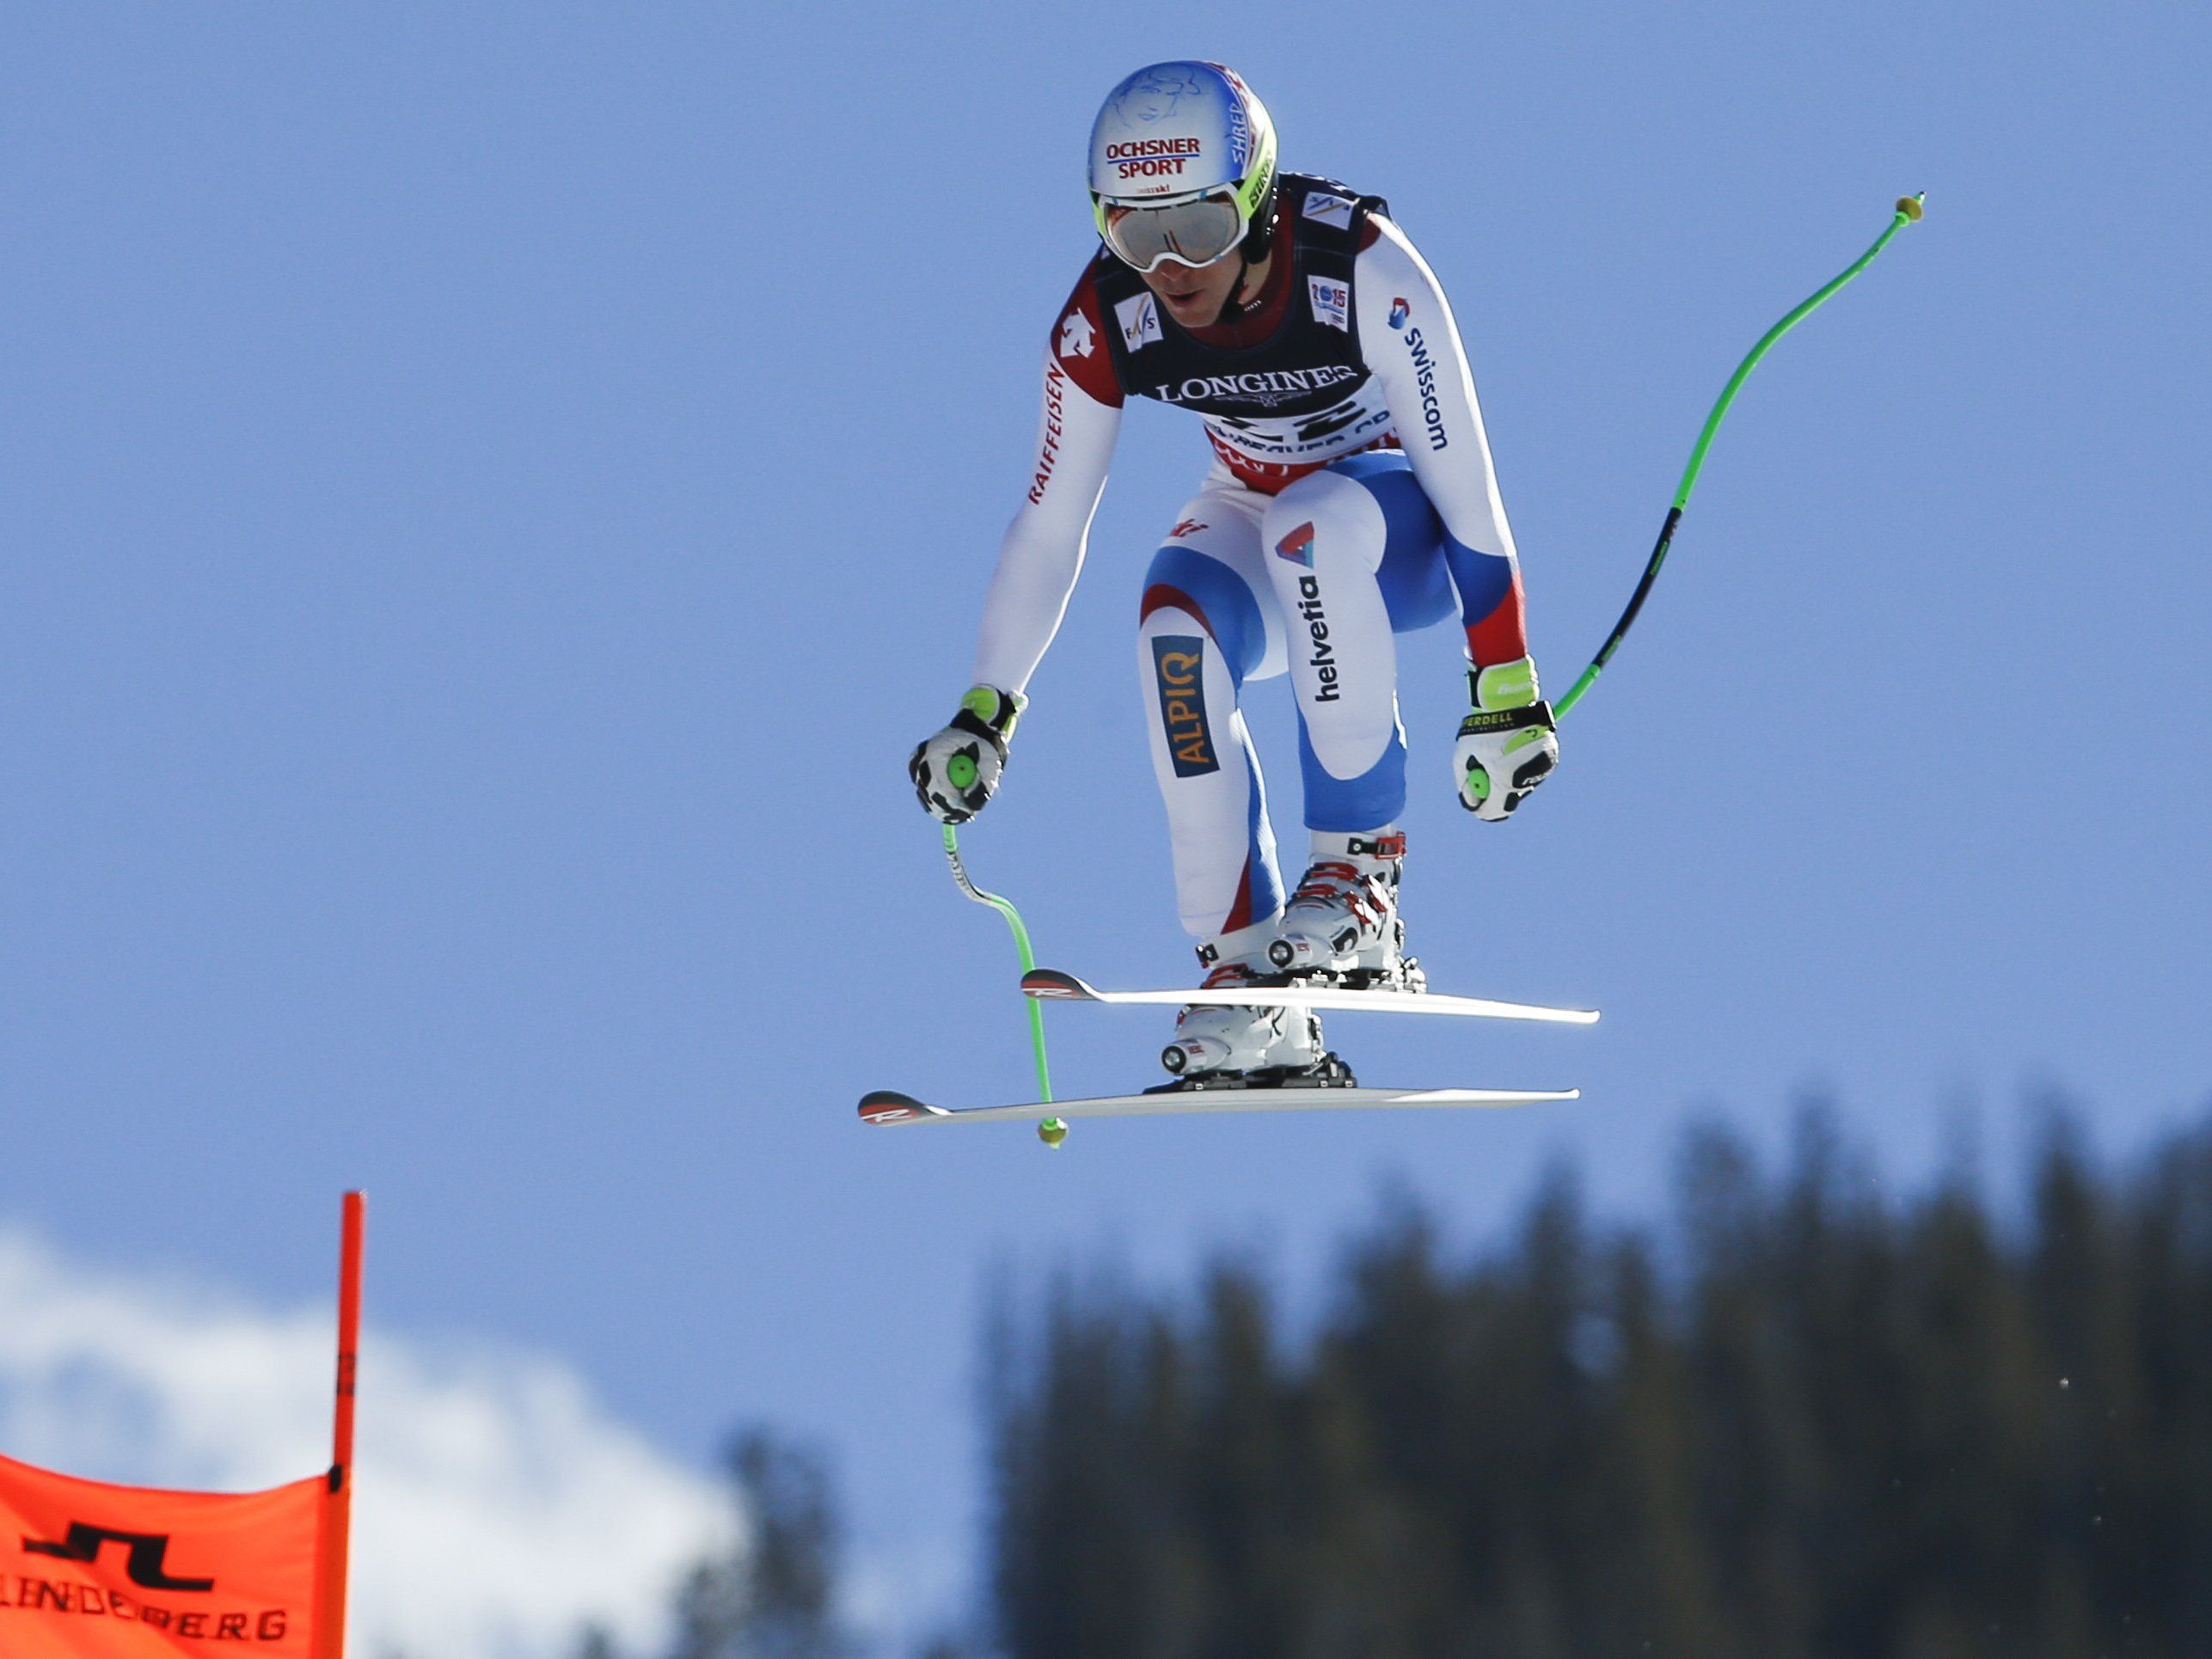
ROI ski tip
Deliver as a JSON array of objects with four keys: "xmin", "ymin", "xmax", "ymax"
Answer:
[
  {"xmin": 1020, "ymin": 967, "xmax": 1094, "ymax": 1001},
  {"xmin": 859, "ymin": 1090, "xmax": 945, "ymax": 1125}
]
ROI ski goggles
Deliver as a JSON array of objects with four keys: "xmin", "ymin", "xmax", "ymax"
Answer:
[{"xmin": 1100, "ymin": 190, "xmax": 1247, "ymax": 273}]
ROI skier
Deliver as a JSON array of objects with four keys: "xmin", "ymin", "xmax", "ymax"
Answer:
[{"xmin": 911, "ymin": 61, "xmax": 1559, "ymax": 1085}]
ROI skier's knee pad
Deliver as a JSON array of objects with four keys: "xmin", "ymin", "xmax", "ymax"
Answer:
[
  {"xmin": 1338, "ymin": 457, "xmax": 1457, "ymax": 632},
  {"xmin": 1259, "ymin": 476, "xmax": 1402, "ymax": 774},
  {"xmin": 1262, "ymin": 470, "xmax": 1388, "ymax": 578},
  {"xmin": 1140, "ymin": 543, "xmax": 1266, "ymax": 682}
]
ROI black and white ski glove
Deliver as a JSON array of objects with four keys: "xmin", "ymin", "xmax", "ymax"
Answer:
[
  {"xmin": 910, "ymin": 684, "xmax": 1026, "ymax": 824},
  {"xmin": 1454, "ymin": 655, "xmax": 1559, "ymax": 821}
]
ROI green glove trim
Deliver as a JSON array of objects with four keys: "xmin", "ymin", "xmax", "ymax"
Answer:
[
  {"xmin": 1471, "ymin": 657, "xmax": 1540, "ymax": 713},
  {"xmin": 959, "ymin": 683, "xmax": 1026, "ymax": 742}
]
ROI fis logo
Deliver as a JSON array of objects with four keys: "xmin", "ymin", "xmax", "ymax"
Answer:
[
  {"xmin": 1168, "ymin": 518, "xmax": 1209, "ymax": 539},
  {"xmin": 1274, "ymin": 522, "xmax": 1316, "ymax": 567},
  {"xmin": 1151, "ymin": 636, "xmax": 1219, "ymax": 777},
  {"xmin": 1302, "ymin": 191, "xmax": 1357, "ymax": 230},
  {"xmin": 1388, "ymin": 297, "xmax": 1411, "ymax": 330},
  {"xmin": 1115, "ymin": 291, "xmax": 1162, "ymax": 352}
]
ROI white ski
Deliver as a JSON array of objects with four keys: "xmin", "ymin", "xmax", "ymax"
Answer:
[
  {"xmin": 1020, "ymin": 967, "xmax": 1599, "ymax": 1025},
  {"xmin": 859, "ymin": 1085, "xmax": 1578, "ymax": 1126}
]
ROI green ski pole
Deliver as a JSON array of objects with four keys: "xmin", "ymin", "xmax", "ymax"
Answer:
[
  {"xmin": 1553, "ymin": 194, "xmax": 1925, "ymax": 721},
  {"xmin": 941, "ymin": 824, "xmax": 1065, "ymax": 1145}
]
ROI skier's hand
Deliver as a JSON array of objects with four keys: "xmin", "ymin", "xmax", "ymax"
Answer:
[
  {"xmin": 1454, "ymin": 656, "xmax": 1558, "ymax": 821},
  {"xmin": 910, "ymin": 684, "xmax": 1026, "ymax": 823}
]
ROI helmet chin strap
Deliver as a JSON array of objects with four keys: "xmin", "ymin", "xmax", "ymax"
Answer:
[
  {"xmin": 1215, "ymin": 189, "xmax": 1278, "ymax": 321},
  {"xmin": 1216, "ymin": 248, "xmax": 1268, "ymax": 325},
  {"xmin": 1213, "ymin": 254, "xmax": 1253, "ymax": 325}
]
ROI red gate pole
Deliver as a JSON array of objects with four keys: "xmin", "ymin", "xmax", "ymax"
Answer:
[{"xmin": 314, "ymin": 1192, "xmax": 365, "ymax": 1659}]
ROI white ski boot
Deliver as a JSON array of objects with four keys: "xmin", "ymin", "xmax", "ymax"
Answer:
[
  {"xmin": 1160, "ymin": 920, "xmax": 1348, "ymax": 1086},
  {"xmin": 1266, "ymin": 830, "xmax": 1423, "ymax": 990}
]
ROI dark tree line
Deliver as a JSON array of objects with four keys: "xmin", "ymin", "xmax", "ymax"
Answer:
[
  {"xmin": 574, "ymin": 1429, "xmax": 853, "ymax": 1659},
  {"xmin": 987, "ymin": 1108, "xmax": 2212, "ymax": 1659}
]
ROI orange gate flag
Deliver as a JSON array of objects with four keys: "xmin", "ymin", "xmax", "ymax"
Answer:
[
  {"xmin": 0, "ymin": 1193, "xmax": 364, "ymax": 1659},
  {"xmin": 0, "ymin": 1456, "xmax": 324, "ymax": 1655}
]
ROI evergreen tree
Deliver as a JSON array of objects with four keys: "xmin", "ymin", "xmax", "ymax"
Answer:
[
  {"xmin": 668, "ymin": 1428, "xmax": 850, "ymax": 1659},
  {"xmin": 983, "ymin": 1101, "xmax": 2212, "ymax": 1658}
]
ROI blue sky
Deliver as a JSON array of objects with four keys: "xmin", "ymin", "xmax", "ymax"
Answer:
[{"xmin": 5, "ymin": 3, "xmax": 2209, "ymax": 1649}]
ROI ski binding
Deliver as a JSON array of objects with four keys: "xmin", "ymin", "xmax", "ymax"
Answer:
[{"xmin": 1020, "ymin": 967, "xmax": 1599, "ymax": 1025}]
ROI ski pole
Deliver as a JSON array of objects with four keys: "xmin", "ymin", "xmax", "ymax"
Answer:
[
  {"xmin": 1553, "ymin": 193, "xmax": 1925, "ymax": 720},
  {"xmin": 941, "ymin": 823, "xmax": 1056, "ymax": 1110}
]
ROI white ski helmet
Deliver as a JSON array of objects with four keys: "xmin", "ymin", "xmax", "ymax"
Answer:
[{"xmin": 1088, "ymin": 61, "xmax": 1278, "ymax": 272}]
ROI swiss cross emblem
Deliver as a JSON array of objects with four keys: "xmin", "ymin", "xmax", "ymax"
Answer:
[{"xmin": 1058, "ymin": 310, "xmax": 1097, "ymax": 359}]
